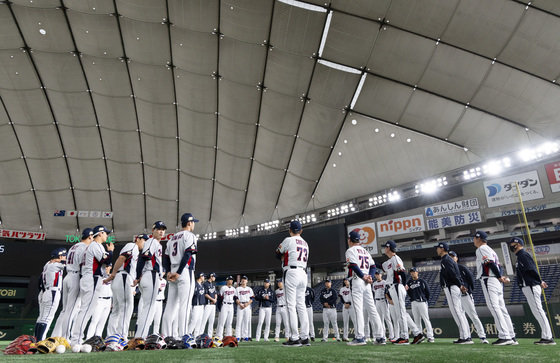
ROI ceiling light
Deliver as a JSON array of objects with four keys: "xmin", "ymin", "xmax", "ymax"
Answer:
[
  {"xmin": 374, "ymin": 128, "xmax": 379, "ymax": 133},
  {"xmin": 350, "ymin": 73, "xmax": 367, "ymax": 109},
  {"xmin": 390, "ymin": 133, "xmax": 395, "ymax": 138},
  {"xmin": 406, "ymin": 138, "xmax": 411, "ymax": 143},
  {"xmin": 338, "ymin": 152, "xmax": 342, "ymax": 156},
  {"xmin": 318, "ymin": 10, "xmax": 333, "ymax": 57},
  {"xmin": 39, "ymin": 29, "xmax": 46, "ymax": 35},
  {"xmin": 351, "ymin": 119, "xmax": 357, "ymax": 125},
  {"xmin": 343, "ymin": 139, "xmax": 348, "ymax": 144},
  {"xmin": 318, "ymin": 59, "xmax": 361, "ymax": 74},
  {"xmin": 277, "ymin": 0, "xmax": 327, "ymax": 12},
  {"xmin": 332, "ymin": 163, "xmax": 336, "ymax": 167}
]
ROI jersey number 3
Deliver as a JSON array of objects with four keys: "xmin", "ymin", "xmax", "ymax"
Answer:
[
  {"xmin": 297, "ymin": 247, "xmax": 308, "ymax": 262},
  {"xmin": 171, "ymin": 242, "xmax": 178, "ymax": 257}
]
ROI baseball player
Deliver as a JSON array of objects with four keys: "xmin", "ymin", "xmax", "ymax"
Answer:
[
  {"xmin": 473, "ymin": 231, "xmax": 516, "ymax": 345},
  {"xmin": 35, "ymin": 248, "xmax": 67, "ymax": 341},
  {"xmin": 386, "ymin": 287, "xmax": 425, "ymax": 344},
  {"xmin": 52, "ymin": 228, "xmax": 93, "ymax": 338},
  {"xmin": 216, "ymin": 275, "xmax": 236, "ymax": 339},
  {"xmin": 275, "ymin": 220, "xmax": 310, "ymax": 346},
  {"xmin": 509, "ymin": 237, "xmax": 555, "ymax": 345},
  {"xmin": 86, "ymin": 265, "xmax": 112, "ymax": 339},
  {"xmin": 372, "ymin": 271, "xmax": 394, "ymax": 341},
  {"xmin": 189, "ymin": 272, "xmax": 206, "ymax": 337},
  {"xmin": 201, "ymin": 272, "xmax": 218, "ymax": 336},
  {"xmin": 274, "ymin": 280, "xmax": 290, "ymax": 342},
  {"xmin": 437, "ymin": 242, "xmax": 472, "ymax": 344},
  {"xmin": 449, "ymin": 251, "xmax": 488, "ymax": 344},
  {"xmin": 153, "ymin": 277, "xmax": 167, "ymax": 335},
  {"xmin": 305, "ymin": 285, "xmax": 316, "ymax": 341},
  {"xmin": 71, "ymin": 225, "xmax": 114, "ymax": 345},
  {"xmin": 319, "ymin": 279, "xmax": 340, "ymax": 342},
  {"xmin": 135, "ymin": 221, "xmax": 166, "ymax": 338},
  {"xmin": 346, "ymin": 231, "xmax": 384, "ymax": 346},
  {"xmin": 255, "ymin": 278, "xmax": 275, "ymax": 341},
  {"xmin": 338, "ymin": 278, "xmax": 356, "ymax": 342},
  {"xmin": 161, "ymin": 213, "xmax": 198, "ymax": 338},
  {"xmin": 406, "ymin": 267, "xmax": 434, "ymax": 343},
  {"xmin": 234, "ymin": 276, "xmax": 254, "ymax": 341}
]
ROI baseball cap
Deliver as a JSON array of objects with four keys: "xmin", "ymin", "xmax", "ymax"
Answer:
[
  {"xmin": 226, "ymin": 275, "xmax": 234, "ymax": 281},
  {"xmin": 449, "ymin": 251, "xmax": 458, "ymax": 258},
  {"xmin": 209, "ymin": 272, "xmax": 216, "ymax": 277},
  {"xmin": 409, "ymin": 267, "xmax": 417, "ymax": 272},
  {"xmin": 51, "ymin": 248, "xmax": 67, "ymax": 258},
  {"xmin": 289, "ymin": 220, "xmax": 302, "ymax": 232},
  {"xmin": 348, "ymin": 230, "xmax": 360, "ymax": 242},
  {"xmin": 343, "ymin": 277, "xmax": 348, "ymax": 281},
  {"xmin": 276, "ymin": 278, "xmax": 282, "ymax": 283},
  {"xmin": 137, "ymin": 233, "xmax": 149, "ymax": 240},
  {"xmin": 241, "ymin": 275, "xmax": 248, "ymax": 280},
  {"xmin": 509, "ymin": 237, "xmax": 524, "ymax": 246},
  {"xmin": 325, "ymin": 279, "xmax": 332, "ymax": 283},
  {"xmin": 264, "ymin": 278, "xmax": 270, "ymax": 283},
  {"xmin": 181, "ymin": 213, "xmax": 199, "ymax": 224},
  {"xmin": 374, "ymin": 270, "xmax": 381, "ymax": 275},
  {"xmin": 435, "ymin": 242, "xmax": 449, "ymax": 251},
  {"xmin": 197, "ymin": 272, "xmax": 205, "ymax": 278},
  {"xmin": 152, "ymin": 221, "xmax": 167, "ymax": 230},
  {"xmin": 383, "ymin": 240, "xmax": 397, "ymax": 250},
  {"xmin": 81, "ymin": 228, "xmax": 93, "ymax": 240},
  {"xmin": 473, "ymin": 230, "xmax": 488, "ymax": 240},
  {"xmin": 92, "ymin": 225, "xmax": 110, "ymax": 236}
]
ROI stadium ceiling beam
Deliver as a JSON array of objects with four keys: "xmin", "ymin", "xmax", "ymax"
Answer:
[{"xmin": 7, "ymin": 2, "xmax": 80, "ymax": 230}]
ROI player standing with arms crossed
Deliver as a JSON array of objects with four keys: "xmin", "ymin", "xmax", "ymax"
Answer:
[
  {"xmin": 274, "ymin": 280, "xmax": 290, "ymax": 342},
  {"xmin": 35, "ymin": 248, "xmax": 67, "ymax": 340},
  {"xmin": 346, "ymin": 231, "xmax": 384, "ymax": 346},
  {"xmin": 449, "ymin": 251, "xmax": 488, "ymax": 344},
  {"xmin": 372, "ymin": 271, "xmax": 394, "ymax": 342},
  {"xmin": 305, "ymin": 285, "xmax": 316, "ymax": 341},
  {"xmin": 234, "ymin": 276, "xmax": 254, "ymax": 341},
  {"xmin": 161, "ymin": 214, "xmax": 198, "ymax": 338},
  {"xmin": 201, "ymin": 273, "xmax": 218, "ymax": 336},
  {"xmin": 509, "ymin": 237, "xmax": 555, "ymax": 345},
  {"xmin": 135, "ymin": 221, "xmax": 166, "ymax": 338},
  {"xmin": 339, "ymin": 278, "xmax": 355, "ymax": 342},
  {"xmin": 275, "ymin": 220, "xmax": 311, "ymax": 347},
  {"xmin": 473, "ymin": 231, "xmax": 516, "ymax": 345},
  {"xmin": 255, "ymin": 278, "xmax": 275, "ymax": 342},
  {"xmin": 319, "ymin": 279, "xmax": 340, "ymax": 342},
  {"xmin": 406, "ymin": 267, "xmax": 434, "ymax": 343},
  {"xmin": 216, "ymin": 276, "xmax": 236, "ymax": 339},
  {"xmin": 52, "ymin": 228, "xmax": 93, "ymax": 339},
  {"xmin": 71, "ymin": 225, "xmax": 114, "ymax": 345}
]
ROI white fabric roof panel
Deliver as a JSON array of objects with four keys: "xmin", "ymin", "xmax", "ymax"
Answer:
[{"xmin": 1, "ymin": 1, "xmax": 559, "ymax": 238}]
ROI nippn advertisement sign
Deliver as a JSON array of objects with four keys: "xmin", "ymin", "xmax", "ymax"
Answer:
[
  {"xmin": 377, "ymin": 215, "xmax": 425, "ymax": 237},
  {"xmin": 347, "ymin": 222, "xmax": 378, "ymax": 256}
]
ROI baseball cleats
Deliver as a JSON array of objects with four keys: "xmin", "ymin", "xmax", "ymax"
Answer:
[
  {"xmin": 427, "ymin": 338, "xmax": 435, "ymax": 343},
  {"xmin": 347, "ymin": 338, "xmax": 366, "ymax": 346},
  {"xmin": 342, "ymin": 338, "xmax": 349, "ymax": 342},
  {"xmin": 511, "ymin": 338, "xmax": 519, "ymax": 345},
  {"xmin": 310, "ymin": 337, "xmax": 315, "ymax": 342},
  {"xmin": 282, "ymin": 339, "xmax": 302, "ymax": 347},
  {"xmin": 480, "ymin": 338, "xmax": 489, "ymax": 344},
  {"xmin": 373, "ymin": 338, "xmax": 386, "ymax": 345},
  {"xmin": 393, "ymin": 338, "xmax": 409, "ymax": 345},
  {"xmin": 412, "ymin": 334, "xmax": 425, "ymax": 344},
  {"xmin": 453, "ymin": 338, "xmax": 473, "ymax": 344},
  {"xmin": 274, "ymin": 338, "xmax": 279, "ymax": 342},
  {"xmin": 336, "ymin": 338, "xmax": 341, "ymax": 342},
  {"xmin": 300, "ymin": 338, "xmax": 311, "ymax": 346},
  {"xmin": 534, "ymin": 339, "xmax": 556, "ymax": 345},
  {"xmin": 321, "ymin": 338, "xmax": 327, "ymax": 342},
  {"xmin": 491, "ymin": 339, "xmax": 514, "ymax": 346}
]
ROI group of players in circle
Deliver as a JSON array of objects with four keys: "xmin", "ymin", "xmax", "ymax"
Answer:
[{"xmin": 33, "ymin": 215, "xmax": 555, "ymax": 351}]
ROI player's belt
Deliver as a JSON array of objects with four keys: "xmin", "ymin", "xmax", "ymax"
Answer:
[
  {"xmin": 289, "ymin": 266, "xmax": 304, "ymax": 269},
  {"xmin": 157, "ymin": 299, "xmax": 164, "ymax": 302},
  {"xmin": 223, "ymin": 302, "xmax": 234, "ymax": 304},
  {"xmin": 67, "ymin": 270, "xmax": 80, "ymax": 273},
  {"xmin": 277, "ymin": 305, "xmax": 285, "ymax": 307},
  {"xmin": 375, "ymin": 298, "xmax": 384, "ymax": 301},
  {"xmin": 100, "ymin": 297, "xmax": 111, "ymax": 299}
]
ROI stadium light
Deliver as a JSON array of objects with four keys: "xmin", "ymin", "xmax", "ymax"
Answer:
[
  {"xmin": 327, "ymin": 203, "xmax": 355, "ymax": 218},
  {"xmin": 518, "ymin": 141, "xmax": 559, "ymax": 162},
  {"xmin": 257, "ymin": 220, "xmax": 279, "ymax": 232},
  {"xmin": 318, "ymin": 10, "xmax": 333, "ymax": 57},
  {"xmin": 463, "ymin": 167, "xmax": 482, "ymax": 180},
  {"xmin": 203, "ymin": 232, "xmax": 217, "ymax": 240},
  {"xmin": 415, "ymin": 177, "xmax": 447, "ymax": 194},
  {"xmin": 482, "ymin": 157, "xmax": 511, "ymax": 176}
]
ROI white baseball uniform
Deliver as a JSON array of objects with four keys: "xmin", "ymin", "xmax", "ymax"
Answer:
[
  {"xmin": 188, "ymin": 280, "xmax": 206, "ymax": 337},
  {"xmin": 52, "ymin": 242, "xmax": 86, "ymax": 338},
  {"xmin": 235, "ymin": 286, "xmax": 254, "ymax": 339},
  {"xmin": 216, "ymin": 285, "xmax": 236, "ymax": 338},
  {"xmin": 382, "ymin": 255, "xmax": 408, "ymax": 340},
  {"xmin": 106, "ymin": 242, "xmax": 139, "ymax": 337},
  {"xmin": 277, "ymin": 235, "xmax": 310, "ymax": 341},
  {"xmin": 476, "ymin": 244, "xmax": 515, "ymax": 340},
  {"xmin": 372, "ymin": 279, "xmax": 394, "ymax": 340},
  {"xmin": 161, "ymin": 230, "xmax": 197, "ymax": 337},
  {"xmin": 338, "ymin": 285, "xmax": 356, "ymax": 340},
  {"xmin": 36, "ymin": 261, "xmax": 65, "ymax": 340},
  {"xmin": 346, "ymin": 245, "xmax": 383, "ymax": 340},
  {"xmin": 201, "ymin": 281, "xmax": 218, "ymax": 336},
  {"xmin": 135, "ymin": 237, "xmax": 163, "ymax": 338},
  {"xmin": 86, "ymin": 279, "xmax": 112, "ymax": 339},
  {"xmin": 274, "ymin": 288, "xmax": 290, "ymax": 339},
  {"xmin": 71, "ymin": 242, "xmax": 112, "ymax": 345},
  {"xmin": 152, "ymin": 278, "xmax": 166, "ymax": 335},
  {"xmin": 461, "ymin": 293, "xmax": 486, "ymax": 338}
]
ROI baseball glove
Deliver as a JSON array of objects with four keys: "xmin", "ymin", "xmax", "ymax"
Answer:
[
  {"xmin": 145, "ymin": 334, "xmax": 166, "ymax": 350},
  {"xmin": 105, "ymin": 334, "xmax": 127, "ymax": 351},
  {"xmin": 211, "ymin": 336, "xmax": 223, "ymax": 348},
  {"xmin": 36, "ymin": 339, "xmax": 57, "ymax": 354},
  {"xmin": 165, "ymin": 337, "xmax": 185, "ymax": 350},
  {"xmin": 181, "ymin": 334, "xmax": 196, "ymax": 349},
  {"xmin": 47, "ymin": 336, "xmax": 71, "ymax": 349},
  {"xmin": 83, "ymin": 335, "xmax": 105, "ymax": 352},
  {"xmin": 124, "ymin": 337, "xmax": 146, "ymax": 350},
  {"xmin": 3, "ymin": 335, "xmax": 37, "ymax": 355},
  {"xmin": 222, "ymin": 336, "xmax": 238, "ymax": 347},
  {"xmin": 195, "ymin": 334, "xmax": 212, "ymax": 349}
]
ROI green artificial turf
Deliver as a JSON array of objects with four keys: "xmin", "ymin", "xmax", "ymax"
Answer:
[{"xmin": 0, "ymin": 339, "xmax": 557, "ymax": 362}]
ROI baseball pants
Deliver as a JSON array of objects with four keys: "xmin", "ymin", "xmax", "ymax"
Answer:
[
  {"xmin": 216, "ymin": 303, "xmax": 234, "ymax": 338},
  {"xmin": 107, "ymin": 272, "xmax": 135, "ymax": 337},
  {"xmin": 352, "ymin": 278, "xmax": 382, "ymax": 340},
  {"xmin": 136, "ymin": 271, "xmax": 161, "ymax": 338},
  {"xmin": 342, "ymin": 304, "xmax": 356, "ymax": 340},
  {"xmin": 189, "ymin": 305, "xmax": 205, "ymax": 337},
  {"xmin": 71, "ymin": 275, "xmax": 102, "ymax": 345},
  {"xmin": 460, "ymin": 294, "xmax": 486, "ymax": 339},
  {"xmin": 444, "ymin": 285, "xmax": 470, "ymax": 340},
  {"xmin": 364, "ymin": 306, "xmax": 372, "ymax": 339},
  {"xmin": 284, "ymin": 268, "xmax": 309, "ymax": 341},
  {"xmin": 255, "ymin": 306, "xmax": 272, "ymax": 341},
  {"xmin": 161, "ymin": 269, "xmax": 194, "ymax": 337},
  {"xmin": 274, "ymin": 306, "xmax": 290, "ymax": 338},
  {"xmin": 481, "ymin": 277, "xmax": 515, "ymax": 339},
  {"xmin": 522, "ymin": 285, "xmax": 553, "ymax": 340},
  {"xmin": 152, "ymin": 299, "xmax": 163, "ymax": 335},
  {"xmin": 86, "ymin": 296, "xmax": 111, "ymax": 339},
  {"xmin": 306, "ymin": 306, "xmax": 315, "ymax": 338},
  {"xmin": 36, "ymin": 289, "xmax": 62, "ymax": 341},
  {"xmin": 389, "ymin": 284, "xmax": 408, "ymax": 339},
  {"xmin": 201, "ymin": 304, "xmax": 216, "ymax": 336},
  {"xmin": 235, "ymin": 306, "xmax": 251, "ymax": 338},
  {"xmin": 51, "ymin": 271, "xmax": 81, "ymax": 338},
  {"xmin": 411, "ymin": 301, "xmax": 434, "ymax": 339},
  {"xmin": 375, "ymin": 299, "xmax": 394, "ymax": 340},
  {"xmin": 322, "ymin": 308, "xmax": 339, "ymax": 339}
]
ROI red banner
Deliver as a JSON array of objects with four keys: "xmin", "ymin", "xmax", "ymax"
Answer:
[
  {"xmin": 545, "ymin": 161, "xmax": 560, "ymax": 193},
  {"xmin": 0, "ymin": 229, "xmax": 46, "ymax": 240}
]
